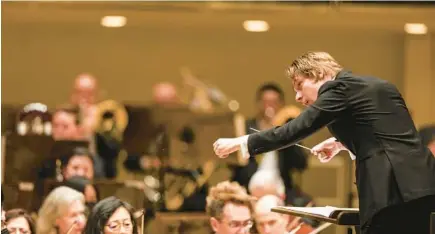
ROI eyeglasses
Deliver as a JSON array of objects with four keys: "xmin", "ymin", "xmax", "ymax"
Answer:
[
  {"xmin": 7, "ymin": 227, "xmax": 30, "ymax": 234},
  {"xmin": 105, "ymin": 220, "xmax": 133, "ymax": 233},
  {"xmin": 220, "ymin": 219, "xmax": 253, "ymax": 230}
]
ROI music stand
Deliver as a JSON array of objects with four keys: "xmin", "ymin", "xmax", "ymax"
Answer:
[{"xmin": 272, "ymin": 206, "xmax": 360, "ymax": 233}]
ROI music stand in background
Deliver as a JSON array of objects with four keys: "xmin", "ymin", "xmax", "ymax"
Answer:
[
  {"xmin": 123, "ymin": 105, "xmax": 158, "ymax": 156},
  {"xmin": 2, "ymin": 136, "xmax": 89, "ymax": 211},
  {"xmin": 272, "ymin": 206, "xmax": 360, "ymax": 234}
]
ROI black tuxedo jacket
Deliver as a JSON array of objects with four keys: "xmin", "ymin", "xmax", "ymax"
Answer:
[{"xmin": 247, "ymin": 70, "xmax": 435, "ymax": 226}]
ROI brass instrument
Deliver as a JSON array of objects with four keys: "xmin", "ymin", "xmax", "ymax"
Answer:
[
  {"xmin": 272, "ymin": 105, "xmax": 302, "ymax": 126},
  {"xmin": 92, "ymin": 99, "xmax": 129, "ymax": 143},
  {"xmin": 180, "ymin": 67, "xmax": 240, "ymax": 113}
]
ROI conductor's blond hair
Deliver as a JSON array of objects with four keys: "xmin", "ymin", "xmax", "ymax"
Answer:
[{"xmin": 286, "ymin": 51, "xmax": 343, "ymax": 81}]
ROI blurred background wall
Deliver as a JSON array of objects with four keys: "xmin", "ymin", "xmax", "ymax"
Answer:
[
  {"xmin": 2, "ymin": 2, "xmax": 434, "ymax": 130},
  {"xmin": 1, "ymin": 3, "xmax": 435, "ymax": 234}
]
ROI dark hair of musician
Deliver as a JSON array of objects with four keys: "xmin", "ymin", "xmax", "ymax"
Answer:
[
  {"xmin": 61, "ymin": 147, "xmax": 95, "ymax": 169},
  {"xmin": 5, "ymin": 209, "xmax": 36, "ymax": 234},
  {"xmin": 84, "ymin": 196, "xmax": 138, "ymax": 234},
  {"xmin": 255, "ymin": 82, "xmax": 285, "ymax": 102}
]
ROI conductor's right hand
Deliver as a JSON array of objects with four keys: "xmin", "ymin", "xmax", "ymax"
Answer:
[
  {"xmin": 311, "ymin": 137, "xmax": 344, "ymax": 163},
  {"xmin": 213, "ymin": 135, "xmax": 249, "ymax": 158}
]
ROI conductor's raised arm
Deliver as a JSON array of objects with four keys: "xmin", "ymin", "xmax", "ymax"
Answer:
[{"xmin": 247, "ymin": 81, "xmax": 348, "ymax": 157}]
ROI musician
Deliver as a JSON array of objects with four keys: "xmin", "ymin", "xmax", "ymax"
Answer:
[
  {"xmin": 254, "ymin": 195, "xmax": 292, "ymax": 234},
  {"xmin": 37, "ymin": 186, "xmax": 87, "ymax": 234},
  {"xmin": 152, "ymin": 82, "xmax": 181, "ymax": 107},
  {"xmin": 50, "ymin": 106, "xmax": 105, "ymax": 178},
  {"xmin": 231, "ymin": 83, "xmax": 310, "ymax": 205},
  {"xmin": 69, "ymin": 74, "xmax": 122, "ymax": 178},
  {"xmin": 51, "ymin": 106, "xmax": 83, "ymax": 141},
  {"xmin": 207, "ymin": 181, "xmax": 255, "ymax": 234},
  {"xmin": 70, "ymin": 73, "xmax": 99, "ymax": 138},
  {"xmin": 84, "ymin": 196, "xmax": 138, "ymax": 234},
  {"xmin": 248, "ymin": 170, "xmax": 317, "ymax": 228},
  {"xmin": 213, "ymin": 51, "xmax": 435, "ymax": 234},
  {"xmin": 5, "ymin": 209, "xmax": 35, "ymax": 234}
]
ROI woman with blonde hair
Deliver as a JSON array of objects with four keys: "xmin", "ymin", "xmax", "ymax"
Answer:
[{"xmin": 36, "ymin": 186, "xmax": 86, "ymax": 234}]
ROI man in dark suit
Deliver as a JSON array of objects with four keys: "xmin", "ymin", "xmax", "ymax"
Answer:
[{"xmin": 213, "ymin": 51, "xmax": 435, "ymax": 234}]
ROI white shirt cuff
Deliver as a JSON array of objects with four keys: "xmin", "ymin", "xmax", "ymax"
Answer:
[{"xmin": 239, "ymin": 135, "xmax": 250, "ymax": 159}]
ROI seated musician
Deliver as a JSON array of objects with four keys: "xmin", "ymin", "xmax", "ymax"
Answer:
[
  {"xmin": 39, "ymin": 147, "xmax": 99, "ymax": 207},
  {"xmin": 50, "ymin": 105, "xmax": 105, "ymax": 178},
  {"xmin": 248, "ymin": 170, "xmax": 318, "ymax": 229},
  {"xmin": 232, "ymin": 83, "xmax": 310, "ymax": 203},
  {"xmin": 70, "ymin": 73, "xmax": 123, "ymax": 178},
  {"xmin": 58, "ymin": 147, "xmax": 99, "ymax": 205},
  {"xmin": 84, "ymin": 196, "xmax": 138, "ymax": 234},
  {"xmin": 37, "ymin": 186, "xmax": 87, "ymax": 234},
  {"xmin": 254, "ymin": 195, "xmax": 291, "ymax": 234},
  {"xmin": 5, "ymin": 209, "xmax": 35, "ymax": 234},
  {"xmin": 207, "ymin": 181, "xmax": 255, "ymax": 234}
]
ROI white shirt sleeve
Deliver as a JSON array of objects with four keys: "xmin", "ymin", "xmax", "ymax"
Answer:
[{"xmin": 348, "ymin": 151, "xmax": 356, "ymax": 160}]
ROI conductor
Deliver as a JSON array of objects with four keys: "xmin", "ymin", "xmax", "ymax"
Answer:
[{"xmin": 213, "ymin": 52, "xmax": 435, "ymax": 234}]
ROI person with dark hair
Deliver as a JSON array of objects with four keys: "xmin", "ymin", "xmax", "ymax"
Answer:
[
  {"xmin": 5, "ymin": 209, "xmax": 35, "ymax": 234},
  {"xmin": 84, "ymin": 197, "xmax": 138, "ymax": 234},
  {"xmin": 51, "ymin": 105, "xmax": 82, "ymax": 141},
  {"xmin": 60, "ymin": 147, "xmax": 95, "ymax": 181}
]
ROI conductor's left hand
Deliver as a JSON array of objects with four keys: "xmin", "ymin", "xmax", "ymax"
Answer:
[{"xmin": 213, "ymin": 136, "xmax": 247, "ymax": 158}]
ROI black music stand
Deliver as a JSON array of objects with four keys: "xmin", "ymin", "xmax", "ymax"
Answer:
[{"xmin": 272, "ymin": 206, "xmax": 360, "ymax": 234}]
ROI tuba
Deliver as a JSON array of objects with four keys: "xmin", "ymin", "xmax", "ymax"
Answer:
[{"xmin": 92, "ymin": 99, "xmax": 129, "ymax": 143}]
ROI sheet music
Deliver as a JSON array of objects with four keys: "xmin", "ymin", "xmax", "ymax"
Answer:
[{"xmin": 285, "ymin": 206, "xmax": 359, "ymax": 218}]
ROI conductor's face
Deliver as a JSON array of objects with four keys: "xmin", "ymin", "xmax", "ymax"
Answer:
[{"xmin": 293, "ymin": 75, "xmax": 325, "ymax": 106}]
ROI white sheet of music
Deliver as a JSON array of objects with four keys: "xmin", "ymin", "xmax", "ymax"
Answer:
[{"xmin": 286, "ymin": 206, "xmax": 359, "ymax": 218}]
